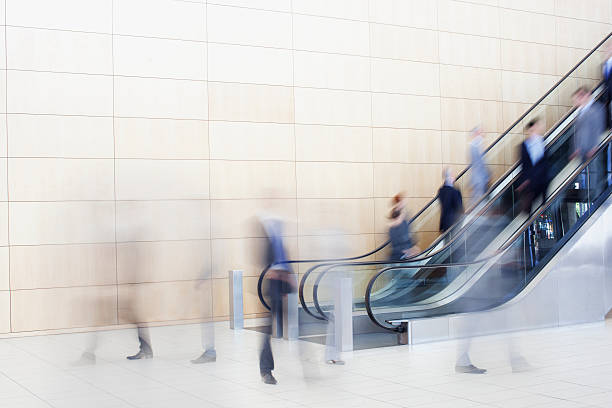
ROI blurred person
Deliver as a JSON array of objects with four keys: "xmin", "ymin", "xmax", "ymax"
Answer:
[
  {"xmin": 602, "ymin": 42, "xmax": 612, "ymax": 127},
  {"xmin": 126, "ymin": 319, "xmax": 153, "ymax": 361},
  {"xmin": 469, "ymin": 126, "xmax": 490, "ymax": 204},
  {"xmin": 191, "ymin": 280, "xmax": 217, "ymax": 364},
  {"xmin": 259, "ymin": 214, "xmax": 296, "ymax": 385},
  {"xmin": 518, "ymin": 117, "xmax": 549, "ymax": 214},
  {"xmin": 388, "ymin": 193, "xmax": 419, "ymax": 261},
  {"xmin": 438, "ymin": 168, "xmax": 464, "ymax": 233},
  {"xmin": 124, "ymin": 231, "xmax": 154, "ymax": 360},
  {"xmin": 572, "ymin": 86, "xmax": 606, "ymax": 199},
  {"xmin": 572, "ymin": 86, "xmax": 606, "ymax": 162},
  {"xmin": 455, "ymin": 332, "xmax": 486, "ymax": 374}
]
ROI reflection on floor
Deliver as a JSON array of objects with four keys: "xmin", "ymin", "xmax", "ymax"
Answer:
[
  {"xmin": 246, "ymin": 324, "xmax": 398, "ymax": 350},
  {"xmin": 298, "ymin": 333, "xmax": 398, "ymax": 350},
  {"xmin": 1, "ymin": 319, "xmax": 612, "ymax": 407}
]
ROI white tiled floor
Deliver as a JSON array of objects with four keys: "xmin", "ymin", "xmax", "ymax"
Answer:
[{"xmin": 1, "ymin": 320, "xmax": 612, "ymax": 407}]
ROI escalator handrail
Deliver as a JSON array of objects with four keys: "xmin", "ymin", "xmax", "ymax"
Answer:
[
  {"xmin": 364, "ymin": 131, "xmax": 612, "ymax": 331},
  {"xmin": 306, "ymin": 98, "xmax": 591, "ymax": 320},
  {"xmin": 257, "ymin": 240, "xmax": 390, "ymax": 311},
  {"xmin": 302, "ymin": 51, "xmax": 609, "ymax": 319},
  {"xmin": 399, "ymin": 31, "xmax": 612, "ymax": 230},
  {"xmin": 258, "ymin": 31, "xmax": 612, "ymax": 312}
]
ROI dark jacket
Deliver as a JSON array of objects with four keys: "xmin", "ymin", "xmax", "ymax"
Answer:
[
  {"xmin": 438, "ymin": 185, "xmax": 463, "ymax": 232},
  {"xmin": 603, "ymin": 60, "xmax": 612, "ymax": 127},
  {"xmin": 519, "ymin": 140, "xmax": 549, "ymax": 196}
]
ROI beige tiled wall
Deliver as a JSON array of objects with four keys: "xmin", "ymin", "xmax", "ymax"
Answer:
[{"xmin": 1, "ymin": 0, "xmax": 610, "ymax": 333}]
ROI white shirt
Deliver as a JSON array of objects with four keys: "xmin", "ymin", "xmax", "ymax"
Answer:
[{"xmin": 525, "ymin": 134, "xmax": 544, "ymax": 165}]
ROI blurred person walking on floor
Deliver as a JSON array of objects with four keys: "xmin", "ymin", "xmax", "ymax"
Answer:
[
  {"xmin": 518, "ymin": 117, "xmax": 549, "ymax": 214},
  {"xmin": 259, "ymin": 214, "xmax": 296, "ymax": 385},
  {"xmin": 438, "ymin": 168, "xmax": 464, "ymax": 233},
  {"xmin": 191, "ymin": 279, "xmax": 217, "ymax": 364},
  {"xmin": 469, "ymin": 126, "xmax": 490, "ymax": 204}
]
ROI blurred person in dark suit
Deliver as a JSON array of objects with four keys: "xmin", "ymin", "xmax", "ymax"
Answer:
[
  {"xmin": 438, "ymin": 168, "xmax": 464, "ymax": 233},
  {"xmin": 518, "ymin": 117, "xmax": 549, "ymax": 214},
  {"xmin": 259, "ymin": 214, "xmax": 296, "ymax": 385}
]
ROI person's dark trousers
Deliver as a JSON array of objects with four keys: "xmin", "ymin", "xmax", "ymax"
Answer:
[
  {"xmin": 259, "ymin": 329, "xmax": 274, "ymax": 376},
  {"xmin": 137, "ymin": 326, "xmax": 153, "ymax": 354},
  {"xmin": 260, "ymin": 279, "xmax": 282, "ymax": 376},
  {"xmin": 604, "ymin": 79, "xmax": 612, "ymax": 129}
]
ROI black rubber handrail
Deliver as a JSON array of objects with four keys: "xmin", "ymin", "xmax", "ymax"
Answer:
[
  {"xmin": 306, "ymin": 94, "xmax": 591, "ymax": 320},
  {"xmin": 257, "ymin": 31, "xmax": 612, "ymax": 312},
  {"xmin": 257, "ymin": 242, "xmax": 389, "ymax": 311},
  {"xmin": 363, "ymin": 131, "xmax": 612, "ymax": 331}
]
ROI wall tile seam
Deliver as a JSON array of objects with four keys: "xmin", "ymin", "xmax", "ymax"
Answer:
[
  {"xmin": 211, "ymin": 232, "xmax": 380, "ymax": 238},
  {"xmin": 3, "ymin": 316, "xmax": 237, "ymax": 335},
  {"xmin": 5, "ymin": 106, "xmax": 576, "ymax": 123},
  {"xmin": 4, "ymin": 0, "xmax": 9, "ymax": 331},
  {"xmin": 6, "ymin": 68, "xmax": 208, "ymax": 81},
  {"xmin": 9, "ymin": 239, "xmax": 215, "ymax": 247},
  {"xmin": 1, "ymin": 74, "xmax": 579, "ymax": 100},
  {"xmin": 453, "ymin": 0, "xmax": 612, "ymax": 25},
  {"xmin": 11, "ymin": 279, "xmax": 218, "ymax": 291},
  {"xmin": 0, "ymin": 315, "xmax": 247, "ymax": 337},
  {"xmin": 0, "ymin": 115, "xmax": 563, "ymax": 130},
  {"xmin": 0, "ymin": 47, "xmax": 602, "ymax": 81},
  {"xmin": 2, "ymin": 65, "xmax": 600, "ymax": 84},
  {"xmin": 204, "ymin": 0, "xmax": 612, "ymax": 28},
  {"xmin": 8, "ymin": 198, "xmax": 213, "ymax": 202},
  {"xmin": 172, "ymin": 0, "xmax": 203, "ymax": 4},
  {"xmin": 3, "ymin": 24, "xmax": 605, "ymax": 55},
  {"xmin": 0, "ymin": 115, "xmax": 575, "ymax": 129},
  {"xmin": 7, "ymin": 157, "xmax": 210, "ymax": 160}
]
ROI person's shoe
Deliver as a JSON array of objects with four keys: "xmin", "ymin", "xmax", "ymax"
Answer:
[
  {"xmin": 126, "ymin": 350, "xmax": 153, "ymax": 360},
  {"xmin": 455, "ymin": 364, "xmax": 487, "ymax": 374},
  {"xmin": 326, "ymin": 359, "xmax": 345, "ymax": 365},
  {"xmin": 261, "ymin": 373, "xmax": 277, "ymax": 385},
  {"xmin": 191, "ymin": 352, "xmax": 216, "ymax": 364}
]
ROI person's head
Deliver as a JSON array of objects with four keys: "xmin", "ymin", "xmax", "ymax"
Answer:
[
  {"xmin": 389, "ymin": 192, "xmax": 406, "ymax": 219},
  {"xmin": 525, "ymin": 117, "xmax": 544, "ymax": 138},
  {"xmin": 572, "ymin": 86, "xmax": 590, "ymax": 108},
  {"xmin": 470, "ymin": 125, "xmax": 482, "ymax": 139},
  {"xmin": 391, "ymin": 192, "xmax": 406, "ymax": 208},
  {"xmin": 442, "ymin": 167, "xmax": 454, "ymax": 186}
]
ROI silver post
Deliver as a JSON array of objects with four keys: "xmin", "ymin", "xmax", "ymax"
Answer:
[
  {"xmin": 335, "ymin": 276, "xmax": 353, "ymax": 352},
  {"xmin": 283, "ymin": 273, "xmax": 299, "ymax": 340},
  {"xmin": 229, "ymin": 270, "xmax": 244, "ymax": 330}
]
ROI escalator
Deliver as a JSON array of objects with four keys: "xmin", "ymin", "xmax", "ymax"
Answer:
[
  {"xmin": 365, "ymin": 130, "xmax": 612, "ymax": 334},
  {"xmin": 257, "ymin": 32, "xmax": 611, "ymax": 324},
  {"xmin": 315, "ymin": 94, "xmax": 608, "ymax": 322}
]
